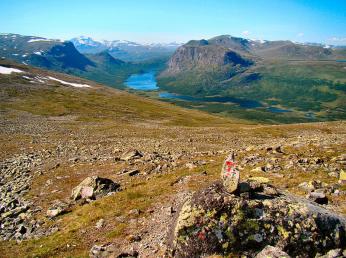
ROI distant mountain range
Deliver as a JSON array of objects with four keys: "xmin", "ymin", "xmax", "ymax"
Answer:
[
  {"xmin": 0, "ymin": 33, "xmax": 159, "ymax": 87},
  {"xmin": 70, "ymin": 36, "xmax": 181, "ymax": 61},
  {"xmin": 1, "ymin": 32, "xmax": 345, "ymax": 122}
]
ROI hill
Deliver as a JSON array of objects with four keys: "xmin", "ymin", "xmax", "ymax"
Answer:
[{"xmin": 158, "ymin": 35, "xmax": 346, "ymax": 122}]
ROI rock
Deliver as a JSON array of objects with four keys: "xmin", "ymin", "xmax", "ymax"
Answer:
[
  {"xmin": 169, "ymin": 181, "xmax": 346, "ymax": 258},
  {"xmin": 47, "ymin": 207, "xmax": 64, "ymax": 218},
  {"xmin": 71, "ymin": 176, "xmax": 120, "ymax": 201},
  {"xmin": 250, "ymin": 176, "xmax": 270, "ymax": 184},
  {"xmin": 221, "ymin": 153, "xmax": 239, "ymax": 193},
  {"xmin": 89, "ymin": 244, "xmax": 116, "ymax": 258},
  {"xmin": 128, "ymin": 209, "xmax": 141, "ymax": 216},
  {"xmin": 126, "ymin": 234, "xmax": 141, "ymax": 242},
  {"xmin": 298, "ymin": 180, "xmax": 322, "ymax": 192},
  {"xmin": 255, "ymin": 245, "xmax": 290, "ymax": 258},
  {"xmin": 127, "ymin": 169, "xmax": 140, "ymax": 177},
  {"xmin": 251, "ymin": 167, "xmax": 265, "ymax": 172},
  {"xmin": 307, "ymin": 191, "xmax": 328, "ymax": 204},
  {"xmin": 274, "ymin": 146, "xmax": 284, "ymax": 154},
  {"xmin": 95, "ymin": 219, "xmax": 105, "ymax": 229},
  {"xmin": 120, "ymin": 149, "xmax": 143, "ymax": 161},
  {"xmin": 316, "ymin": 248, "xmax": 343, "ymax": 258},
  {"xmin": 185, "ymin": 163, "xmax": 197, "ymax": 170},
  {"xmin": 90, "ymin": 243, "xmax": 139, "ymax": 258},
  {"xmin": 339, "ymin": 169, "xmax": 346, "ymax": 183}
]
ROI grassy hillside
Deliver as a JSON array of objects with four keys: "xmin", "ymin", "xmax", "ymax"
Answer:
[{"xmin": 0, "ymin": 60, "xmax": 241, "ymax": 127}]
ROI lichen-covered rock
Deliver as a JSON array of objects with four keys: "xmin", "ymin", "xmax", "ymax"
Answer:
[
  {"xmin": 169, "ymin": 180, "xmax": 346, "ymax": 258},
  {"xmin": 71, "ymin": 176, "xmax": 120, "ymax": 201}
]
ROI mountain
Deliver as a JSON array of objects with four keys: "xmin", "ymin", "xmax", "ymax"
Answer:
[
  {"xmin": 70, "ymin": 35, "xmax": 182, "ymax": 62},
  {"xmin": 69, "ymin": 36, "xmax": 107, "ymax": 53},
  {"xmin": 0, "ymin": 33, "xmax": 94, "ymax": 70},
  {"xmin": 158, "ymin": 35, "xmax": 346, "ymax": 121},
  {"xmin": 0, "ymin": 33, "xmax": 151, "ymax": 88}
]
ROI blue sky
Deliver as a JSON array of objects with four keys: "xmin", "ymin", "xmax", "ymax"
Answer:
[{"xmin": 0, "ymin": 0, "xmax": 345, "ymax": 44}]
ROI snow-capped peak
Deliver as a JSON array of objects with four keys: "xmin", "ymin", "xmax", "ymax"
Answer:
[{"xmin": 70, "ymin": 36, "xmax": 103, "ymax": 47}]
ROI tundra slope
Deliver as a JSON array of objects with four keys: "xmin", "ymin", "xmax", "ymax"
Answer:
[{"xmin": 0, "ymin": 61, "xmax": 345, "ymax": 257}]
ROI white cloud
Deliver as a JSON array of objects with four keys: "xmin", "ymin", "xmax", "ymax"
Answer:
[
  {"xmin": 297, "ymin": 32, "xmax": 304, "ymax": 37},
  {"xmin": 241, "ymin": 30, "xmax": 250, "ymax": 37}
]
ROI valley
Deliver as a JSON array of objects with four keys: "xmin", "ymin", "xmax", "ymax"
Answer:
[
  {"xmin": 0, "ymin": 28, "xmax": 345, "ymax": 258},
  {"xmin": 1, "ymin": 33, "xmax": 345, "ymax": 124}
]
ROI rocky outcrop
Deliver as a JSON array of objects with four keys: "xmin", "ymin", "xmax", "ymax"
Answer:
[
  {"xmin": 162, "ymin": 42, "xmax": 253, "ymax": 76},
  {"xmin": 71, "ymin": 176, "xmax": 120, "ymax": 201},
  {"xmin": 169, "ymin": 179, "xmax": 346, "ymax": 257}
]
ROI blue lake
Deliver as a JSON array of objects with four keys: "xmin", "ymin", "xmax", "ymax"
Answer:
[
  {"xmin": 124, "ymin": 72, "xmax": 295, "ymax": 113},
  {"xmin": 125, "ymin": 71, "xmax": 158, "ymax": 90}
]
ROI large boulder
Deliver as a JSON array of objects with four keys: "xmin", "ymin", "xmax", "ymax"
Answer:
[
  {"xmin": 71, "ymin": 176, "xmax": 120, "ymax": 201},
  {"xmin": 168, "ymin": 180, "xmax": 346, "ymax": 257}
]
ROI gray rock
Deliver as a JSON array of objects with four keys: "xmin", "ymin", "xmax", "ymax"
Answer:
[
  {"xmin": 47, "ymin": 207, "xmax": 63, "ymax": 218},
  {"xmin": 120, "ymin": 149, "xmax": 143, "ymax": 161},
  {"xmin": 71, "ymin": 176, "xmax": 120, "ymax": 201},
  {"xmin": 255, "ymin": 245, "xmax": 290, "ymax": 258},
  {"xmin": 95, "ymin": 219, "xmax": 105, "ymax": 229},
  {"xmin": 316, "ymin": 248, "xmax": 343, "ymax": 258},
  {"xmin": 307, "ymin": 191, "xmax": 328, "ymax": 204}
]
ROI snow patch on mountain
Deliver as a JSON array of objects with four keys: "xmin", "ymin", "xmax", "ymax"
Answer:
[
  {"xmin": 0, "ymin": 65, "xmax": 23, "ymax": 74},
  {"xmin": 28, "ymin": 38, "xmax": 54, "ymax": 43},
  {"xmin": 48, "ymin": 76, "xmax": 91, "ymax": 88}
]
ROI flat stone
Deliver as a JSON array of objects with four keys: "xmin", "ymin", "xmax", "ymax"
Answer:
[
  {"xmin": 120, "ymin": 149, "xmax": 143, "ymax": 161},
  {"xmin": 255, "ymin": 245, "xmax": 290, "ymax": 258}
]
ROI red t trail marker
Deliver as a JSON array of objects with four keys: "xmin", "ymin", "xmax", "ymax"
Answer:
[{"xmin": 221, "ymin": 153, "xmax": 239, "ymax": 193}]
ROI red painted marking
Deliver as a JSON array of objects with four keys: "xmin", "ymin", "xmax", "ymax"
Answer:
[
  {"xmin": 224, "ymin": 168, "xmax": 238, "ymax": 177},
  {"xmin": 197, "ymin": 231, "xmax": 206, "ymax": 241},
  {"xmin": 226, "ymin": 161, "xmax": 236, "ymax": 171},
  {"xmin": 226, "ymin": 161, "xmax": 235, "ymax": 167}
]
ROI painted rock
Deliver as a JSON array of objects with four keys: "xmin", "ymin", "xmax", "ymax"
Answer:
[{"xmin": 221, "ymin": 153, "xmax": 239, "ymax": 193}]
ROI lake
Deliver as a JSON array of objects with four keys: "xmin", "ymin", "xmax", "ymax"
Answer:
[
  {"xmin": 125, "ymin": 71, "xmax": 158, "ymax": 90},
  {"xmin": 124, "ymin": 72, "xmax": 294, "ymax": 112}
]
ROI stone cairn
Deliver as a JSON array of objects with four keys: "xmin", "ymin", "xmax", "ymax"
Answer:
[{"xmin": 221, "ymin": 152, "xmax": 240, "ymax": 193}]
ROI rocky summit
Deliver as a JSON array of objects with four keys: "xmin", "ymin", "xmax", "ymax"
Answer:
[{"xmin": 169, "ymin": 179, "xmax": 346, "ymax": 257}]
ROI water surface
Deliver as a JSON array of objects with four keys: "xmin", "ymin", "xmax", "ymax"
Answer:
[{"xmin": 125, "ymin": 71, "xmax": 158, "ymax": 90}]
